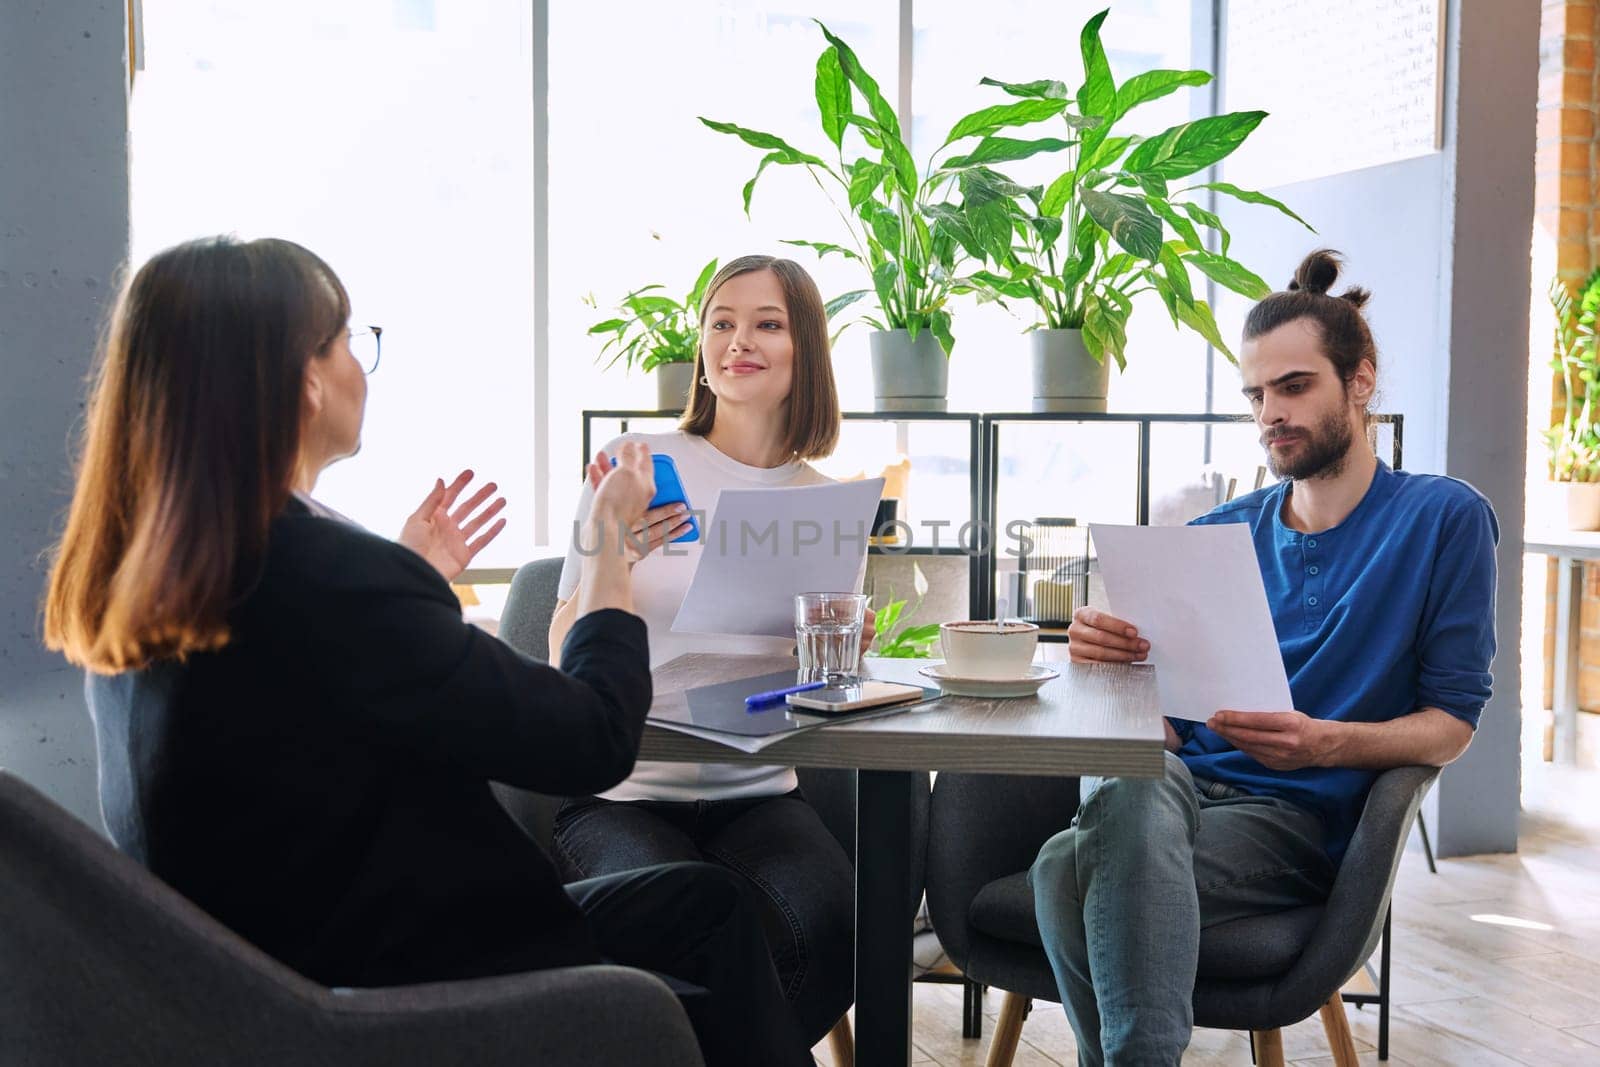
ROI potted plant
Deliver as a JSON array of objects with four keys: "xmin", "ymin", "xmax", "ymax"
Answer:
[
  {"xmin": 961, "ymin": 8, "xmax": 1314, "ymax": 411},
  {"xmin": 700, "ymin": 22, "xmax": 1075, "ymax": 410},
  {"xmin": 1546, "ymin": 269, "xmax": 1600, "ymax": 529},
  {"xmin": 867, "ymin": 563, "xmax": 942, "ymax": 658},
  {"xmin": 585, "ymin": 257, "xmax": 719, "ymax": 411}
]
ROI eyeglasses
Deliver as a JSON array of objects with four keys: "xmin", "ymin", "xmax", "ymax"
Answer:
[{"xmin": 349, "ymin": 325, "xmax": 383, "ymax": 375}]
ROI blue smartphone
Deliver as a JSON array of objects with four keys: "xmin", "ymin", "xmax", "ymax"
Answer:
[{"xmin": 609, "ymin": 452, "xmax": 699, "ymax": 543}]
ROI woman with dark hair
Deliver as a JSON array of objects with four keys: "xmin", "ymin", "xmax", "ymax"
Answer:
[
  {"xmin": 44, "ymin": 235, "xmax": 811, "ymax": 1067},
  {"xmin": 547, "ymin": 254, "xmax": 864, "ymax": 1045}
]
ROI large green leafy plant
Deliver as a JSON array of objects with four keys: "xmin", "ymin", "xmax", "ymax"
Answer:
[
  {"xmin": 585, "ymin": 258, "xmax": 720, "ymax": 374},
  {"xmin": 1547, "ymin": 269, "xmax": 1600, "ymax": 482},
  {"xmin": 700, "ymin": 21, "xmax": 1078, "ymax": 356},
  {"xmin": 962, "ymin": 9, "xmax": 1313, "ymax": 368}
]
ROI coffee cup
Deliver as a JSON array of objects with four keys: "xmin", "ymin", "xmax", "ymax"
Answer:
[{"xmin": 939, "ymin": 620, "xmax": 1040, "ymax": 680}]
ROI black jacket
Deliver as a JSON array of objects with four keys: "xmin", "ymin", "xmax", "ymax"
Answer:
[{"xmin": 88, "ymin": 499, "xmax": 652, "ymax": 987}]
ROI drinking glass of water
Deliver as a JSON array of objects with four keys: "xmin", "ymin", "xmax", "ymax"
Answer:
[{"xmin": 794, "ymin": 592, "xmax": 868, "ymax": 684}]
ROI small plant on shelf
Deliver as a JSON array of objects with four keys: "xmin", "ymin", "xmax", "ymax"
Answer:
[
  {"xmin": 1547, "ymin": 268, "xmax": 1600, "ymax": 483},
  {"xmin": 868, "ymin": 562, "xmax": 942, "ymax": 659},
  {"xmin": 585, "ymin": 257, "xmax": 720, "ymax": 376}
]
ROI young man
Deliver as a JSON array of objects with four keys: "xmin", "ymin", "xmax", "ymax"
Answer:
[{"xmin": 1030, "ymin": 250, "xmax": 1497, "ymax": 1064}]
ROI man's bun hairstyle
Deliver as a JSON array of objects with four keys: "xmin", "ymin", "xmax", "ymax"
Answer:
[
  {"xmin": 1286, "ymin": 248, "xmax": 1371, "ymax": 309},
  {"xmin": 1246, "ymin": 248, "xmax": 1378, "ymax": 392}
]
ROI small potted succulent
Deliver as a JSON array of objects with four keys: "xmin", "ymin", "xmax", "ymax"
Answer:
[
  {"xmin": 585, "ymin": 257, "xmax": 719, "ymax": 411},
  {"xmin": 1546, "ymin": 269, "xmax": 1600, "ymax": 529}
]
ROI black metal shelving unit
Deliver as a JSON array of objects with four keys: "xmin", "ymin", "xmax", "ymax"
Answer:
[
  {"xmin": 582, "ymin": 409, "xmax": 986, "ymax": 613},
  {"xmin": 580, "ymin": 409, "xmax": 1404, "ymax": 637},
  {"xmin": 981, "ymin": 412, "xmax": 1403, "ymax": 638}
]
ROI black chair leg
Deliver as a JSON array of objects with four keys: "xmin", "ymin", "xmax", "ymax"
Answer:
[
  {"xmin": 1416, "ymin": 811, "xmax": 1438, "ymax": 874},
  {"xmin": 962, "ymin": 977, "xmax": 983, "ymax": 1039},
  {"xmin": 1379, "ymin": 906, "xmax": 1392, "ymax": 1060}
]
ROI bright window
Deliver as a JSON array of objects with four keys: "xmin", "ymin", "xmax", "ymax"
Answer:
[
  {"xmin": 546, "ymin": 0, "xmax": 896, "ymax": 541},
  {"xmin": 131, "ymin": 0, "xmax": 536, "ymax": 567},
  {"xmin": 132, "ymin": 1, "xmax": 1227, "ymax": 566}
]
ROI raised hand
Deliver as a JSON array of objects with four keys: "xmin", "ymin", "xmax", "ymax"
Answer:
[
  {"xmin": 398, "ymin": 469, "xmax": 508, "ymax": 581},
  {"xmin": 585, "ymin": 445, "xmax": 687, "ymax": 566},
  {"xmin": 584, "ymin": 443, "xmax": 662, "ymax": 563}
]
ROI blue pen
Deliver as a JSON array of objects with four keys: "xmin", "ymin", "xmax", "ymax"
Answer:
[{"xmin": 745, "ymin": 680, "xmax": 827, "ymax": 710}]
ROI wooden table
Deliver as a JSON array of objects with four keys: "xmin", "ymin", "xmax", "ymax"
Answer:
[
  {"xmin": 1524, "ymin": 528, "xmax": 1600, "ymax": 763},
  {"xmin": 641, "ymin": 653, "xmax": 1165, "ymax": 1065}
]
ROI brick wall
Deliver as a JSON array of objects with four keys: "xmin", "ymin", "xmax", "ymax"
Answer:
[{"xmin": 1539, "ymin": 0, "xmax": 1600, "ymax": 711}]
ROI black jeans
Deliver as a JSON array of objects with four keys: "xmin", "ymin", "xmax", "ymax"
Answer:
[
  {"xmin": 556, "ymin": 790, "xmax": 855, "ymax": 1045},
  {"xmin": 566, "ymin": 861, "xmax": 813, "ymax": 1067}
]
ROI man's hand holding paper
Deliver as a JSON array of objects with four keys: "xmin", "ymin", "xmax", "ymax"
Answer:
[{"xmin": 1086, "ymin": 523, "xmax": 1295, "ymax": 724}]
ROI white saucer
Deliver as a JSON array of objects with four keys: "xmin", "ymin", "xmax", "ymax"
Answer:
[{"xmin": 917, "ymin": 663, "xmax": 1058, "ymax": 698}]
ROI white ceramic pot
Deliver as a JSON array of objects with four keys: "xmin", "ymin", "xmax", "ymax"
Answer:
[{"xmin": 1558, "ymin": 480, "xmax": 1600, "ymax": 531}]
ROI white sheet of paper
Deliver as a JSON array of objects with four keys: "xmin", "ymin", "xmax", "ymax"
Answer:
[
  {"xmin": 1089, "ymin": 523, "xmax": 1292, "ymax": 722},
  {"xmin": 645, "ymin": 719, "xmax": 799, "ymax": 754},
  {"xmin": 671, "ymin": 478, "xmax": 885, "ymax": 637}
]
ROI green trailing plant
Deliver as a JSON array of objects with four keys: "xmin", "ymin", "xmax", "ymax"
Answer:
[
  {"xmin": 959, "ymin": 8, "xmax": 1314, "ymax": 367},
  {"xmin": 585, "ymin": 257, "xmax": 720, "ymax": 374},
  {"xmin": 1547, "ymin": 268, "xmax": 1600, "ymax": 482},
  {"xmin": 868, "ymin": 562, "xmax": 942, "ymax": 659},
  {"xmin": 700, "ymin": 21, "xmax": 1081, "ymax": 357}
]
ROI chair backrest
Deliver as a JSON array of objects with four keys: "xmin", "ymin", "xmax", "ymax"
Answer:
[
  {"xmin": 1213, "ymin": 763, "xmax": 1439, "ymax": 1026},
  {"xmin": 0, "ymin": 770, "xmax": 704, "ymax": 1067},
  {"xmin": 491, "ymin": 557, "xmax": 575, "ymax": 846},
  {"xmin": 0, "ymin": 769, "xmax": 331, "ymax": 1065},
  {"xmin": 924, "ymin": 771, "xmax": 1082, "ymax": 971},
  {"xmin": 1303, "ymin": 764, "xmax": 1438, "ymax": 971},
  {"xmin": 499, "ymin": 556, "xmax": 566, "ymax": 662}
]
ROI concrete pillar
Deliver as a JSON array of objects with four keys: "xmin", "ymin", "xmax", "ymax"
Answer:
[
  {"xmin": 1429, "ymin": 0, "xmax": 1539, "ymax": 856},
  {"xmin": 0, "ymin": 0, "xmax": 130, "ymax": 829}
]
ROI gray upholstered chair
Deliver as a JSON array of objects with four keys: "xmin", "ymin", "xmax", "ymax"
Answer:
[
  {"xmin": 925, "ymin": 765, "xmax": 1439, "ymax": 1066},
  {"xmin": 491, "ymin": 556, "xmax": 935, "ymax": 1067},
  {"xmin": 0, "ymin": 770, "xmax": 703, "ymax": 1067},
  {"xmin": 499, "ymin": 554, "xmax": 566, "ymax": 662}
]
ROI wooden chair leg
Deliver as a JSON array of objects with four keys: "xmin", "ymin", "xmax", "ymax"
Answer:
[
  {"xmin": 1318, "ymin": 991, "xmax": 1360, "ymax": 1066},
  {"xmin": 985, "ymin": 991, "xmax": 1029, "ymax": 1067},
  {"xmin": 1252, "ymin": 1028, "xmax": 1286, "ymax": 1067},
  {"xmin": 825, "ymin": 1013, "xmax": 854, "ymax": 1067}
]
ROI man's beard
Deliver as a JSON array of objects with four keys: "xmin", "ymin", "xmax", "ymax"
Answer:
[{"xmin": 1262, "ymin": 405, "xmax": 1354, "ymax": 481}]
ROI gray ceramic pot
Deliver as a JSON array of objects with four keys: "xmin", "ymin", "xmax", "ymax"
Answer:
[
  {"xmin": 1030, "ymin": 328, "xmax": 1109, "ymax": 413},
  {"xmin": 869, "ymin": 329, "xmax": 949, "ymax": 412},
  {"xmin": 654, "ymin": 361, "xmax": 694, "ymax": 411}
]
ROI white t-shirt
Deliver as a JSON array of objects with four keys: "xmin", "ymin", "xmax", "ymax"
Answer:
[{"xmin": 558, "ymin": 429, "xmax": 837, "ymax": 802}]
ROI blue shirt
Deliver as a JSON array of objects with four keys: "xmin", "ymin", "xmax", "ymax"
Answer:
[{"xmin": 1174, "ymin": 461, "xmax": 1497, "ymax": 864}]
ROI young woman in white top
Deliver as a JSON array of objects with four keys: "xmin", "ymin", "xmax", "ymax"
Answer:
[{"xmin": 547, "ymin": 254, "xmax": 866, "ymax": 1044}]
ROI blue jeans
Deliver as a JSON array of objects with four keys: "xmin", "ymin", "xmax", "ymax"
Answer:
[
  {"xmin": 1030, "ymin": 752, "xmax": 1336, "ymax": 1066},
  {"xmin": 554, "ymin": 789, "xmax": 855, "ymax": 1046}
]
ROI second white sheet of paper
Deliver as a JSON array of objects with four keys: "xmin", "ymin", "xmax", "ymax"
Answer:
[{"xmin": 1089, "ymin": 523, "xmax": 1293, "ymax": 722}]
